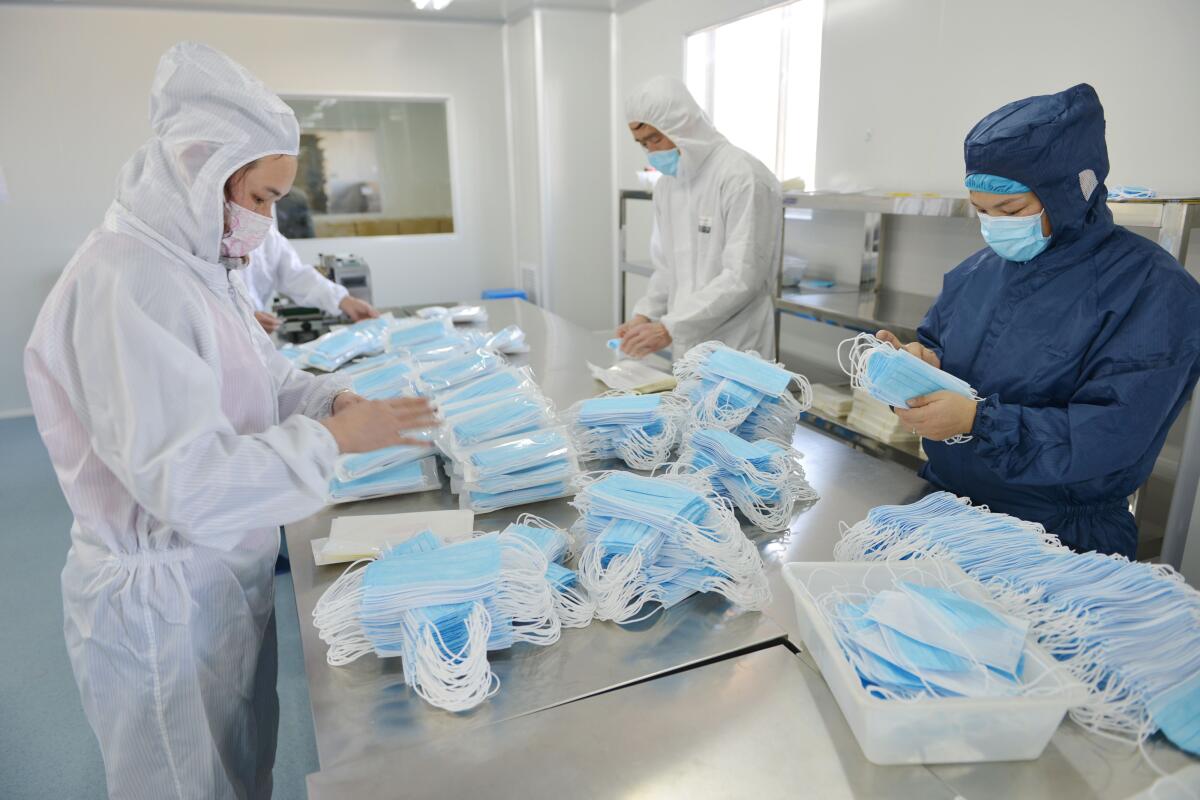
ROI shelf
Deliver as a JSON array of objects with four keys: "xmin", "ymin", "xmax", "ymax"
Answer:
[
  {"xmin": 619, "ymin": 260, "xmax": 655, "ymax": 278},
  {"xmin": 798, "ymin": 406, "xmax": 926, "ymax": 471},
  {"xmin": 775, "ymin": 287, "xmax": 935, "ymax": 340}
]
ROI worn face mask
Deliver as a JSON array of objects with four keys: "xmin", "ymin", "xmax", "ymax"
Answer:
[
  {"xmin": 978, "ymin": 210, "xmax": 1051, "ymax": 263},
  {"xmin": 647, "ymin": 148, "xmax": 680, "ymax": 177},
  {"xmin": 220, "ymin": 200, "xmax": 274, "ymax": 258}
]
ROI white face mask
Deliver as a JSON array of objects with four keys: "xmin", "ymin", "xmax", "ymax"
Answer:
[{"xmin": 220, "ymin": 200, "xmax": 273, "ymax": 258}]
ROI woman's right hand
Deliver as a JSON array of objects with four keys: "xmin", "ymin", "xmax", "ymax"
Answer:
[
  {"xmin": 320, "ymin": 397, "xmax": 438, "ymax": 453},
  {"xmin": 877, "ymin": 329, "xmax": 941, "ymax": 369}
]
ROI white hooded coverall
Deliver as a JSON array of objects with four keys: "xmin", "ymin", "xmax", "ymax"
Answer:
[
  {"xmin": 24, "ymin": 42, "xmax": 351, "ymax": 799},
  {"xmin": 244, "ymin": 225, "xmax": 349, "ymax": 316},
  {"xmin": 626, "ymin": 76, "xmax": 783, "ymax": 358}
]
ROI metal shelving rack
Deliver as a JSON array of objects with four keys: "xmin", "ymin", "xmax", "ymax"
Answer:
[{"xmin": 618, "ymin": 186, "xmax": 1200, "ymax": 572}]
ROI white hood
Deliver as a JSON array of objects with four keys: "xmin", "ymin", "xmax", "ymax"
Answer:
[
  {"xmin": 625, "ymin": 76, "xmax": 727, "ymax": 181},
  {"xmin": 113, "ymin": 41, "xmax": 299, "ymax": 268}
]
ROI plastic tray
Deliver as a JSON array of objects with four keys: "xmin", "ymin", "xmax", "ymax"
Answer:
[{"xmin": 782, "ymin": 560, "xmax": 1087, "ymax": 765}]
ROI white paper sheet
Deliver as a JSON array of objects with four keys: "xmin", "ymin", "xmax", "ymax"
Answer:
[
  {"xmin": 310, "ymin": 509, "xmax": 476, "ymax": 565},
  {"xmin": 587, "ymin": 358, "xmax": 676, "ymax": 393}
]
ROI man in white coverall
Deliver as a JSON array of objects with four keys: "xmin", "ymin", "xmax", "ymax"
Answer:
[
  {"xmin": 23, "ymin": 42, "xmax": 435, "ymax": 799},
  {"xmin": 617, "ymin": 76, "xmax": 782, "ymax": 359},
  {"xmin": 245, "ymin": 224, "xmax": 379, "ymax": 333}
]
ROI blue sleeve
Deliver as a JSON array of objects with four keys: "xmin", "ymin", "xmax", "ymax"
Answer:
[
  {"xmin": 917, "ymin": 274, "xmax": 957, "ymax": 360},
  {"xmin": 971, "ymin": 280, "xmax": 1200, "ymax": 486}
]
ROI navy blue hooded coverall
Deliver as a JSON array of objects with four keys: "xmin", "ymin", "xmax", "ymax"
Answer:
[{"xmin": 917, "ymin": 84, "xmax": 1200, "ymax": 558}]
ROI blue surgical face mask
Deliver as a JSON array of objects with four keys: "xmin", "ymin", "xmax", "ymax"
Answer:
[
  {"xmin": 978, "ymin": 211, "xmax": 1051, "ymax": 262},
  {"xmin": 647, "ymin": 148, "xmax": 680, "ymax": 177}
]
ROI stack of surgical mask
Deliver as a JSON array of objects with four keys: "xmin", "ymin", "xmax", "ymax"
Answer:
[
  {"xmin": 570, "ymin": 471, "xmax": 771, "ymax": 624},
  {"xmin": 669, "ymin": 427, "xmax": 817, "ymax": 532},
  {"xmin": 312, "ymin": 528, "xmax": 563, "ymax": 712},
  {"xmin": 673, "ymin": 341, "xmax": 812, "ymax": 445},
  {"xmin": 835, "ymin": 492, "xmax": 1200, "ymax": 756},
  {"xmin": 328, "ymin": 456, "xmax": 441, "ymax": 504},
  {"xmin": 431, "ymin": 365, "xmax": 580, "ymax": 514},
  {"xmin": 502, "ymin": 514, "xmax": 595, "ymax": 628},
  {"xmin": 824, "ymin": 580, "xmax": 1031, "ymax": 700},
  {"xmin": 564, "ymin": 392, "xmax": 690, "ymax": 470},
  {"xmin": 302, "ymin": 315, "xmax": 394, "ymax": 372},
  {"xmin": 484, "ymin": 324, "xmax": 530, "ymax": 355},
  {"xmin": 837, "ymin": 333, "xmax": 979, "ymax": 444},
  {"xmin": 348, "ymin": 358, "xmax": 418, "ymax": 400}
]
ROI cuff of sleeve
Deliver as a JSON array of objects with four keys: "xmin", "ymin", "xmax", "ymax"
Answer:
[
  {"xmin": 971, "ymin": 394, "xmax": 1019, "ymax": 456},
  {"xmin": 316, "ymin": 373, "xmax": 356, "ymax": 420}
]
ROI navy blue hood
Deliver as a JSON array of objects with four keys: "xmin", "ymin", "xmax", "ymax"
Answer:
[{"xmin": 965, "ymin": 83, "xmax": 1114, "ymax": 263}]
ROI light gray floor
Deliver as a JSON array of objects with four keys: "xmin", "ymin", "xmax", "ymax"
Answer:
[{"xmin": 0, "ymin": 416, "xmax": 319, "ymax": 799}]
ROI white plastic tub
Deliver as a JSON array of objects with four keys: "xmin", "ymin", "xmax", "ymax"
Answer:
[{"xmin": 782, "ymin": 560, "xmax": 1087, "ymax": 765}]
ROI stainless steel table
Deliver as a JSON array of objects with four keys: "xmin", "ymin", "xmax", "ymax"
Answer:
[
  {"xmin": 305, "ymin": 646, "xmax": 961, "ymax": 800},
  {"xmin": 287, "ymin": 299, "xmax": 1198, "ymax": 796},
  {"xmin": 285, "ymin": 300, "xmax": 787, "ymax": 770}
]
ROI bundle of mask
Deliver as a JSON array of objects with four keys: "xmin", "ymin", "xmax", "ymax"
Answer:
[
  {"xmin": 835, "ymin": 492, "xmax": 1200, "ymax": 756},
  {"xmin": 303, "ymin": 316, "xmax": 394, "ymax": 372},
  {"xmin": 569, "ymin": 471, "xmax": 771, "ymax": 624},
  {"xmin": 431, "ymin": 370, "xmax": 580, "ymax": 514},
  {"xmin": 384, "ymin": 316, "xmax": 456, "ymax": 352},
  {"xmin": 415, "ymin": 348, "xmax": 506, "ymax": 394},
  {"xmin": 349, "ymin": 358, "xmax": 418, "ymax": 400},
  {"xmin": 837, "ymin": 333, "xmax": 980, "ymax": 444},
  {"xmin": 565, "ymin": 392, "xmax": 691, "ymax": 470},
  {"xmin": 312, "ymin": 530, "xmax": 564, "ymax": 712},
  {"xmin": 670, "ymin": 427, "xmax": 818, "ymax": 532},
  {"xmin": 395, "ymin": 330, "xmax": 491, "ymax": 364},
  {"xmin": 328, "ymin": 455, "xmax": 442, "ymax": 504},
  {"xmin": 501, "ymin": 515, "xmax": 595, "ymax": 628},
  {"xmin": 673, "ymin": 341, "xmax": 812, "ymax": 445},
  {"xmin": 824, "ymin": 580, "xmax": 1032, "ymax": 701}
]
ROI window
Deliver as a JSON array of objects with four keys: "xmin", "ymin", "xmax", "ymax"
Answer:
[
  {"xmin": 686, "ymin": 0, "xmax": 824, "ymax": 189},
  {"xmin": 280, "ymin": 96, "xmax": 454, "ymax": 239}
]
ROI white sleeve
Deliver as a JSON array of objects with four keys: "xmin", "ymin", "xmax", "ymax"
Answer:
[
  {"xmin": 74, "ymin": 268, "xmax": 342, "ymax": 542},
  {"xmin": 265, "ymin": 227, "xmax": 348, "ymax": 316},
  {"xmin": 659, "ymin": 174, "xmax": 779, "ymax": 346},
  {"xmin": 631, "ymin": 205, "xmax": 671, "ymax": 320}
]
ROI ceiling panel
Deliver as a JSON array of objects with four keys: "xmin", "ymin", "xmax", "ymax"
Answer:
[{"xmin": 3, "ymin": 0, "xmax": 647, "ymax": 23}]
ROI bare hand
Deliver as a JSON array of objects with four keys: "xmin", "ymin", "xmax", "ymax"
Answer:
[
  {"xmin": 622, "ymin": 322, "xmax": 672, "ymax": 359},
  {"xmin": 877, "ymin": 329, "xmax": 940, "ymax": 369},
  {"xmin": 255, "ymin": 311, "xmax": 282, "ymax": 333},
  {"xmin": 332, "ymin": 391, "xmax": 366, "ymax": 415},
  {"xmin": 320, "ymin": 397, "xmax": 439, "ymax": 453},
  {"xmin": 615, "ymin": 314, "xmax": 651, "ymax": 339},
  {"xmin": 340, "ymin": 296, "xmax": 380, "ymax": 322},
  {"xmin": 893, "ymin": 391, "xmax": 977, "ymax": 441}
]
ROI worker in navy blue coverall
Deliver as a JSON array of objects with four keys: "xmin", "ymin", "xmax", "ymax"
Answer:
[{"xmin": 880, "ymin": 84, "xmax": 1200, "ymax": 559}]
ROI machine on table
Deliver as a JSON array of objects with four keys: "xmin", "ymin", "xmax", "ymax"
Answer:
[{"xmin": 275, "ymin": 253, "xmax": 374, "ymax": 344}]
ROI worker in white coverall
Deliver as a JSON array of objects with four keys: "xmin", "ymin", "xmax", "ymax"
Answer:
[
  {"xmin": 618, "ymin": 76, "xmax": 783, "ymax": 360},
  {"xmin": 245, "ymin": 224, "xmax": 379, "ymax": 333},
  {"xmin": 23, "ymin": 42, "xmax": 435, "ymax": 799}
]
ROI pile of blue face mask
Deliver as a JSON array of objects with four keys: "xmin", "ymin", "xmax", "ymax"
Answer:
[
  {"xmin": 673, "ymin": 341, "xmax": 811, "ymax": 445},
  {"xmin": 328, "ymin": 456, "xmax": 442, "ymax": 504},
  {"xmin": 312, "ymin": 530, "xmax": 565, "ymax": 712},
  {"xmin": 566, "ymin": 392, "xmax": 690, "ymax": 470},
  {"xmin": 401, "ymin": 331, "xmax": 491, "ymax": 364},
  {"xmin": 501, "ymin": 515, "xmax": 594, "ymax": 628},
  {"xmin": 671, "ymin": 427, "xmax": 818, "ymax": 532},
  {"xmin": 836, "ymin": 492, "xmax": 1200, "ymax": 755},
  {"xmin": 837, "ymin": 333, "xmax": 979, "ymax": 444},
  {"xmin": 415, "ymin": 348, "xmax": 506, "ymax": 394},
  {"xmin": 828, "ymin": 580, "xmax": 1030, "ymax": 700},
  {"xmin": 427, "ymin": 359, "xmax": 580, "ymax": 513},
  {"xmin": 350, "ymin": 359, "xmax": 418, "ymax": 400},
  {"xmin": 302, "ymin": 316, "xmax": 394, "ymax": 372},
  {"xmin": 570, "ymin": 471, "xmax": 770, "ymax": 623},
  {"xmin": 384, "ymin": 316, "xmax": 456, "ymax": 352}
]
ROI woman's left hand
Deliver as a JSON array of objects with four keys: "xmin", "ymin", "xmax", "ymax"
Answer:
[
  {"xmin": 893, "ymin": 391, "xmax": 977, "ymax": 441},
  {"xmin": 332, "ymin": 391, "xmax": 366, "ymax": 415}
]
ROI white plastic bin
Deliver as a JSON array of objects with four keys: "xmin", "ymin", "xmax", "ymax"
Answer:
[{"xmin": 782, "ymin": 560, "xmax": 1087, "ymax": 765}]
